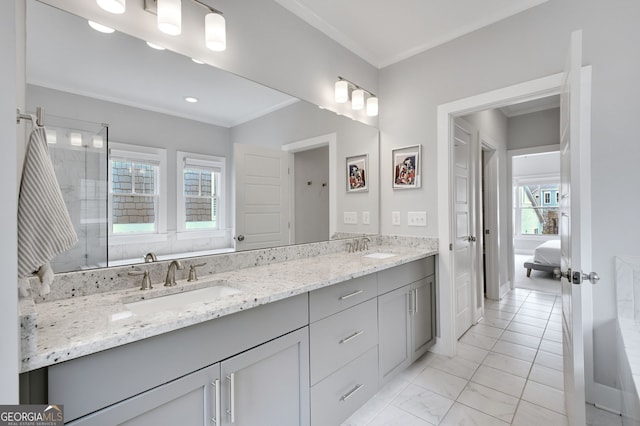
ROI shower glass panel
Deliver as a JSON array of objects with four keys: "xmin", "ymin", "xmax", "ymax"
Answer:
[{"xmin": 44, "ymin": 117, "xmax": 108, "ymax": 272}]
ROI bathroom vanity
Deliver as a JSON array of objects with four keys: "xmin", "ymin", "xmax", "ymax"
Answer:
[{"xmin": 19, "ymin": 237, "xmax": 437, "ymax": 425}]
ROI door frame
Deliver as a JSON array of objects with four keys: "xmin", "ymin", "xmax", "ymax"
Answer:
[
  {"xmin": 282, "ymin": 133, "xmax": 337, "ymax": 240},
  {"xmin": 436, "ymin": 72, "xmax": 563, "ymax": 354},
  {"xmin": 435, "ymin": 66, "xmax": 600, "ymax": 407}
]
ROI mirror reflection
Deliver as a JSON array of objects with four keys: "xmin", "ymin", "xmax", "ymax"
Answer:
[{"xmin": 26, "ymin": 0, "xmax": 379, "ymax": 273}]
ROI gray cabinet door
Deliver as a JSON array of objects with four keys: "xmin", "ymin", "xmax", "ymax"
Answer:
[
  {"xmin": 220, "ymin": 327, "xmax": 310, "ymax": 426},
  {"xmin": 68, "ymin": 363, "xmax": 220, "ymax": 426},
  {"xmin": 377, "ymin": 284, "xmax": 411, "ymax": 385},
  {"xmin": 411, "ymin": 276, "xmax": 436, "ymax": 361}
]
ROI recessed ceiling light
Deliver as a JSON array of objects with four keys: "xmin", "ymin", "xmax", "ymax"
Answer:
[
  {"xmin": 191, "ymin": 58, "xmax": 205, "ymax": 64},
  {"xmin": 146, "ymin": 41, "xmax": 165, "ymax": 50},
  {"xmin": 88, "ymin": 20, "xmax": 115, "ymax": 34},
  {"xmin": 185, "ymin": 97, "xmax": 199, "ymax": 103}
]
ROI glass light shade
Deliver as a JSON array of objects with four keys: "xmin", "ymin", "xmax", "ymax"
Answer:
[
  {"xmin": 205, "ymin": 12, "xmax": 226, "ymax": 51},
  {"xmin": 45, "ymin": 129, "xmax": 57, "ymax": 144},
  {"xmin": 88, "ymin": 20, "xmax": 115, "ymax": 34},
  {"xmin": 97, "ymin": 0, "xmax": 125, "ymax": 14},
  {"xmin": 157, "ymin": 0, "xmax": 182, "ymax": 36},
  {"xmin": 351, "ymin": 89, "xmax": 365, "ymax": 110},
  {"xmin": 70, "ymin": 132, "xmax": 83, "ymax": 147},
  {"xmin": 335, "ymin": 80, "xmax": 348, "ymax": 103},
  {"xmin": 366, "ymin": 96, "xmax": 379, "ymax": 116},
  {"xmin": 93, "ymin": 135, "xmax": 104, "ymax": 149}
]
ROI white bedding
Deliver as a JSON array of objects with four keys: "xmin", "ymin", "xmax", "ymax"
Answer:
[{"xmin": 533, "ymin": 239, "xmax": 561, "ymax": 266}]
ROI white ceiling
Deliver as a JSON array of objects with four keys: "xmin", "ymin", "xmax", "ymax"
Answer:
[
  {"xmin": 27, "ymin": 0, "xmax": 297, "ymax": 128},
  {"xmin": 274, "ymin": 0, "xmax": 549, "ymax": 68}
]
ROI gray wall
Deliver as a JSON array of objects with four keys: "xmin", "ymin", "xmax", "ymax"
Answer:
[
  {"xmin": 232, "ymin": 100, "xmax": 380, "ymax": 236},
  {"xmin": 508, "ymin": 108, "xmax": 560, "ymax": 150},
  {"xmin": 294, "ymin": 147, "xmax": 329, "ymax": 244},
  {"xmin": 379, "ymin": 0, "xmax": 640, "ymax": 389}
]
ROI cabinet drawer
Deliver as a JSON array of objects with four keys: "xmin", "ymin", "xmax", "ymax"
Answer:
[
  {"xmin": 310, "ymin": 298, "xmax": 377, "ymax": 384},
  {"xmin": 378, "ymin": 256, "xmax": 435, "ymax": 294},
  {"xmin": 310, "ymin": 346, "xmax": 378, "ymax": 426},
  {"xmin": 309, "ymin": 273, "xmax": 377, "ymax": 322}
]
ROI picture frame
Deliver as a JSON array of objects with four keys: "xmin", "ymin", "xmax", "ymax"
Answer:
[
  {"xmin": 392, "ymin": 144, "xmax": 421, "ymax": 189},
  {"xmin": 346, "ymin": 154, "xmax": 368, "ymax": 192}
]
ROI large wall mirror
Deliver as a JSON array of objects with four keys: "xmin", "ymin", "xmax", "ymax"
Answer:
[{"xmin": 26, "ymin": 0, "xmax": 380, "ymax": 273}]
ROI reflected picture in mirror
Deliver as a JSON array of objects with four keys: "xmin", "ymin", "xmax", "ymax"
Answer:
[{"xmin": 26, "ymin": 0, "xmax": 379, "ymax": 273}]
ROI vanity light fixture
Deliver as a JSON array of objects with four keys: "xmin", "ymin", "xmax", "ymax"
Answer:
[
  {"xmin": 184, "ymin": 96, "xmax": 199, "ymax": 103},
  {"xmin": 93, "ymin": 135, "xmax": 104, "ymax": 149},
  {"xmin": 70, "ymin": 132, "xmax": 83, "ymax": 147},
  {"xmin": 351, "ymin": 89, "xmax": 365, "ymax": 110},
  {"xmin": 88, "ymin": 20, "xmax": 115, "ymax": 34},
  {"xmin": 46, "ymin": 129, "xmax": 57, "ymax": 144},
  {"xmin": 334, "ymin": 77, "xmax": 378, "ymax": 117},
  {"xmin": 334, "ymin": 80, "xmax": 349, "ymax": 104},
  {"xmin": 157, "ymin": 0, "xmax": 182, "ymax": 36},
  {"xmin": 144, "ymin": 0, "xmax": 226, "ymax": 51},
  {"xmin": 97, "ymin": 0, "xmax": 125, "ymax": 14},
  {"xmin": 366, "ymin": 96, "xmax": 378, "ymax": 117}
]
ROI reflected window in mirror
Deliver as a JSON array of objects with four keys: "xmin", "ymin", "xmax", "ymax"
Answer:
[
  {"xmin": 177, "ymin": 151, "xmax": 226, "ymax": 237},
  {"xmin": 108, "ymin": 143, "xmax": 168, "ymax": 243}
]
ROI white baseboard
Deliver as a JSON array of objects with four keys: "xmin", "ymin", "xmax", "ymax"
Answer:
[
  {"xmin": 588, "ymin": 382, "xmax": 622, "ymax": 414},
  {"xmin": 499, "ymin": 280, "xmax": 511, "ymax": 298}
]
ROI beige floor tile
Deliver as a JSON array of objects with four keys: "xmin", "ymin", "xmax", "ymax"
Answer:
[
  {"xmin": 457, "ymin": 382, "xmax": 519, "ymax": 423},
  {"xmin": 507, "ymin": 321, "xmax": 545, "ymax": 338},
  {"xmin": 539, "ymin": 338, "xmax": 563, "ymax": 356},
  {"xmin": 521, "ymin": 380, "xmax": 566, "ymax": 414},
  {"xmin": 470, "ymin": 364, "xmax": 526, "ymax": 397},
  {"xmin": 460, "ymin": 331, "xmax": 498, "ymax": 350},
  {"xmin": 430, "ymin": 354, "xmax": 481, "ymax": 380},
  {"xmin": 535, "ymin": 350, "xmax": 564, "ymax": 371},
  {"xmin": 365, "ymin": 404, "xmax": 433, "ymax": 426},
  {"xmin": 528, "ymin": 363, "xmax": 564, "ymax": 391},
  {"xmin": 482, "ymin": 352, "xmax": 532, "ymax": 378},
  {"xmin": 492, "ymin": 340, "xmax": 538, "ymax": 362},
  {"xmin": 392, "ymin": 384, "xmax": 455, "ymax": 425},
  {"xmin": 512, "ymin": 400, "xmax": 569, "ymax": 426},
  {"xmin": 440, "ymin": 402, "xmax": 509, "ymax": 426},
  {"xmin": 413, "ymin": 366, "xmax": 468, "ymax": 400},
  {"xmin": 499, "ymin": 330, "xmax": 541, "ymax": 349},
  {"xmin": 456, "ymin": 342, "xmax": 489, "ymax": 364}
]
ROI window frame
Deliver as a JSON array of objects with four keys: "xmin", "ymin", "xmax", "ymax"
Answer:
[
  {"xmin": 108, "ymin": 142, "xmax": 167, "ymax": 244},
  {"xmin": 176, "ymin": 151, "xmax": 226, "ymax": 238},
  {"xmin": 513, "ymin": 175, "xmax": 560, "ymax": 238}
]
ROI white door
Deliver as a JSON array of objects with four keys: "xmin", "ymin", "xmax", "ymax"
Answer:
[
  {"xmin": 453, "ymin": 118, "xmax": 477, "ymax": 339},
  {"xmin": 234, "ymin": 144, "xmax": 290, "ymax": 251},
  {"xmin": 559, "ymin": 30, "xmax": 595, "ymax": 425}
]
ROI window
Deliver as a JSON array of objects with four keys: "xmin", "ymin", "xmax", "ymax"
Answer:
[
  {"xmin": 515, "ymin": 181, "xmax": 560, "ymax": 235},
  {"xmin": 109, "ymin": 143, "xmax": 167, "ymax": 239},
  {"xmin": 177, "ymin": 151, "xmax": 225, "ymax": 234}
]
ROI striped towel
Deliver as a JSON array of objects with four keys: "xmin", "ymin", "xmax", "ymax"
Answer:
[{"xmin": 17, "ymin": 125, "xmax": 78, "ymax": 291}]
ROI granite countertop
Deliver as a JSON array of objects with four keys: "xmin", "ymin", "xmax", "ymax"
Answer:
[{"xmin": 20, "ymin": 246, "xmax": 436, "ymax": 372}]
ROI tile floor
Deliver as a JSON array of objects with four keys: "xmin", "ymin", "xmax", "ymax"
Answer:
[{"xmin": 343, "ymin": 288, "xmax": 623, "ymax": 426}]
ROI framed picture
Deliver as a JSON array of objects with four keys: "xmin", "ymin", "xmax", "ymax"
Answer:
[
  {"xmin": 346, "ymin": 154, "xmax": 368, "ymax": 192},
  {"xmin": 392, "ymin": 145, "xmax": 421, "ymax": 189}
]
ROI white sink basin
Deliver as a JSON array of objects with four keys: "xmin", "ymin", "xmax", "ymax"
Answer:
[
  {"xmin": 363, "ymin": 252, "xmax": 397, "ymax": 259},
  {"xmin": 124, "ymin": 285, "xmax": 242, "ymax": 316}
]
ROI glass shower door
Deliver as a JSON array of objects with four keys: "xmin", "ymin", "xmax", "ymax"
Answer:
[{"xmin": 45, "ymin": 118, "xmax": 108, "ymax": 272}]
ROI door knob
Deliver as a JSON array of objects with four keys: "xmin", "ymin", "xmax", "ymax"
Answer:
[
  {"xmin": 235, "ymin": 235, "xmax": 245, "ymax": 242},
  {"xmin": 467, "ymin": 236, "xmax": 477, "ymax": 242},
  {"xmin": 554, "ymin": 268, "xmax": 600, "ymax": 285},
  {"xmin": 581, "ymin": 271, "xmax": 600, "ymax": 284}
]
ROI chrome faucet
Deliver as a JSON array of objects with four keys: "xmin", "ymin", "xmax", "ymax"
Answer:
[
  {"xmin": 361, "ymin": 236, "xmax": 371, "ymax": 251},
  {"xmin": 164, "ymin": 260, "xmax": 184, "ymax": 287},
  {"xmin": 144, "ymin": 252, "xmax": 158, "ymax": 263}
]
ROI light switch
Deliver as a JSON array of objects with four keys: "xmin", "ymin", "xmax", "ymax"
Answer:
[
  {"xmin": 408, "ymin": 211, "xmax": 427, "ymax": 227},
  {"xmin": 343, "ymin": 211, "xmax": 358, "ymax": 224},
  {"xmin": 392, "ymin": 211, "xmax": 401, "ymax": 226},
  {"xmin": 362, "ymin": 211, "xmax": 370, "ymax": 225}
]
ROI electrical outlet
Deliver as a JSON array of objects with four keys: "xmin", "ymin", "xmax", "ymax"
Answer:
[
  {"xmin": 362, "ymin": 211, "xmax": 370, "ymax": 225},
  {"xmin": 392, "ymin": 211, "xmax": 401, "ymax": 226},
  {"xmin": 408, "ymin": 211, "xmax": 427, "ymax": 227},
  {"xmin": 343, "ymin": 211, "xmax": 358, "ymax": 224}
]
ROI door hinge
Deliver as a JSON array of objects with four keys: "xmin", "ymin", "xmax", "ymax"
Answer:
[{"xmin": 449, "ymin": 243, "xmax": 453, "ymax": 251}]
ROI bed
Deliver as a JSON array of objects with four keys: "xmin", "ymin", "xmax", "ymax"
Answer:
[{"xmin": 524, "ymin": 239, "xmax": 561, "ymax": 277}]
